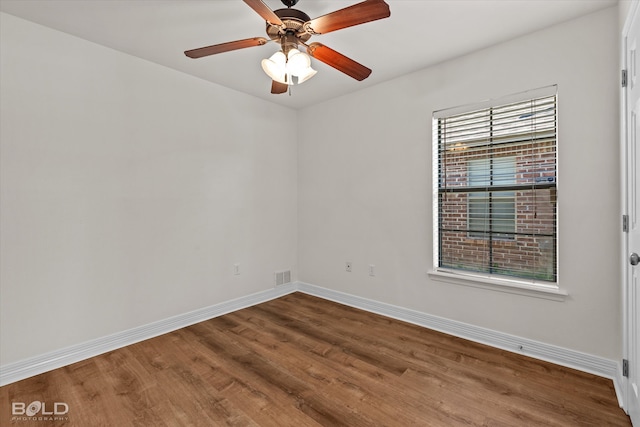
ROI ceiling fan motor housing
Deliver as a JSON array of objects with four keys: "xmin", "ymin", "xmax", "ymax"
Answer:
[{"xmin": 266, "ymin": 8, "xmax": 312, "ymax": 49}]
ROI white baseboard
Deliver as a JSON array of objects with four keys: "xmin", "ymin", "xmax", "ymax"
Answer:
[
  {"xmin": 1, "ymin": 280, "xmax": 624, "ymax": 411},
  {"xmin": 0, "ymin": 283, "xmax": 297, "ymax": 386},
  {"xmin": 296, "ymin": 282, "xmax": 624, "ymax": 408}
]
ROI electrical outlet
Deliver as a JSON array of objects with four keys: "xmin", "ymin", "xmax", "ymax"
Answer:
[
  {"xmin": 233, "ymin": 263, "xmax": 240, "ymax": 275},
  {"xmin": 345, "ymin": 262, "xmax": 352, "ymax": 272},
  {"xmin": 369, "ymin": 264, "xmax": 375, "ymax": 276}
]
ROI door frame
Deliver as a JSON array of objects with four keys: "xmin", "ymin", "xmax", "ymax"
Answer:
[{"xmin": 622, "ymin": 0, "xmax": 640, "ymax": 416}]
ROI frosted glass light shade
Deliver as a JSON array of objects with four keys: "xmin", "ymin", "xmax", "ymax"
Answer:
[
  {"xmin": 287, "ymin": 49, "xmax": 311, "ymax": 76},
  {"xmin": 261, "ymin": 51, "xmax": 287, "ymax": 84},
  {"xmin": 269, "ymin": 51, "xmax": 286, "ymax": 66},
  {"xmin": 296, "ymin": 66, "xmax": 317, "ymax": 84},
  {"xmin": 287, "ymin": 48, "xmax": 301, "ymax": 59}
]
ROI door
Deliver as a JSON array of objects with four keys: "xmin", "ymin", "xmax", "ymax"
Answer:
[{"xmin": 625, "ymin": 3, "xmax": 640, "ymax": 424}]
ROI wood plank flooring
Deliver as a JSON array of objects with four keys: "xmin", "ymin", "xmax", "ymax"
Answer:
[{"xmin": 0, "ymin": 292, "xmax": 631, "ymax": 426}]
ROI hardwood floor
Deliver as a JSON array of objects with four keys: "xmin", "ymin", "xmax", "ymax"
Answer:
[{"xmin": 1, "ymin": 292, "xmax": 631, "ymax": 426}]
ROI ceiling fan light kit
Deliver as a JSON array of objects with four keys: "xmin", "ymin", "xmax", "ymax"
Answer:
[
  {"xmin": 261, "ymin": 48, "xmax": 317, "ymax": 86},
  {"xmin": 184, "ymin": 0, "xmax": 390, "ymax": 95}
]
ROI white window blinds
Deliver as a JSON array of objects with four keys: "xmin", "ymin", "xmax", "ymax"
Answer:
[{"xmin": 433, "ymin": 86, "xmax": 557, "ymax": 282}]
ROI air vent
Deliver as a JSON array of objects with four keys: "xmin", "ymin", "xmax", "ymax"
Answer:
[{"xmin": 275, "ymin": 270, "xmax": 292, "ymax": 287}]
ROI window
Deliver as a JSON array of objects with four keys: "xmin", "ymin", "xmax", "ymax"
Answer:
[
  {"xmin": 467, "ymin": 157, "xmax": 515, "ymax": 239},
  {"xmin": 433, "ymin": 86, "xmax": 557, "ymax": 283}
]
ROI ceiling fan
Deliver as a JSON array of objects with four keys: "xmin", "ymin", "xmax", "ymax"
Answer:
[{"xmin": 184, "ymin": 0, "xmax": 391, "ymax": 94}]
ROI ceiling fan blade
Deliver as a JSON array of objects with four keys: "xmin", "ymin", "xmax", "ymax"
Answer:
[
  {"xmin": 243, "ymin": 0, "xmax": 284, "ymax": 27},
  {"xmin": 184, "ymin": 37, "xmax": 268, "ymax": 58},
  {"xmin": 306, "ymin": 43, "xmax": 372, "ymax": 81},
  {"xmin": 271, "ymin": 80, "xmax": 288, "ymax": 94},
  {"xmin": 304, "ymin": 0, "xmax": 390, "ymax": 35}
]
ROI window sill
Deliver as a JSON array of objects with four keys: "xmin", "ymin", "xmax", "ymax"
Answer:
[{"xmin": 428, "ymin": 269, "xmax": 568, "ymax": 301}]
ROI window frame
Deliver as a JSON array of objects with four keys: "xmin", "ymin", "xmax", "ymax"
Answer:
[{"xmin": 430, "ymin": 86, "xmax": 566, "ymax": 300}]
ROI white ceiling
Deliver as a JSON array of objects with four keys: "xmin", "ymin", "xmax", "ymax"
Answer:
[{"xmin": 0, "ymin": 0, "xmax": 617, "ymax": 109}]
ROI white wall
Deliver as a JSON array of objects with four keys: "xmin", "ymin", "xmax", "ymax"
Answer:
[
  {"xmin": 0, "ymin": 13, "xmax": 298, "ymax": 365},
  {"xmin": 298, "ymin": 7, "xmax": 621, "ymax": 359}
]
